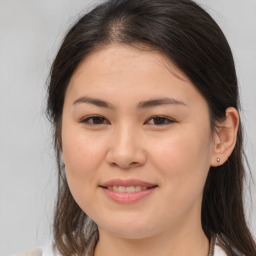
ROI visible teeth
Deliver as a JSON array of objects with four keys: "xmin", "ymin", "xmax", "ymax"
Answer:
[
  {"xmin": 118, "ymin": 186, "xmax": 126, "ymax": 193},
  {"xmin": 126, "ymin": 186, "xmax": 135, "ymax": 193},
  {"xmin": 135, "ymin": 186, "xmax": 141, "ymax": 192},
  {"xmin": 108, "ymin": 186, "xmax": 148, "ymax": 193}
]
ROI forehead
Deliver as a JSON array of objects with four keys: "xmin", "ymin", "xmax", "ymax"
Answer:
[
  {"xmin": 72, "ymin": 43, "xmax": 188, "ymax": 82},
  {"xmin": 66, "ymin": 43, "xmax": 205, "ymax": 109}
]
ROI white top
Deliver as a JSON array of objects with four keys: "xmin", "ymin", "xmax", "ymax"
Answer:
[
  {"xmin": 40, "ymin": 243, "xmax": 227, "ymax": 256},
  {"xmin": 13, "ymin": 242, "xmax": 227, "ymax": 256},
  {"xmin": 214, "ymin": 245, "xmax": 227, "ymax": 256}
]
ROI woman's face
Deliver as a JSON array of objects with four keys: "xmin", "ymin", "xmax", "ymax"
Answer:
[{"xmin": 62, "ymin": 44, "xmax": 217, "ymax": 239}]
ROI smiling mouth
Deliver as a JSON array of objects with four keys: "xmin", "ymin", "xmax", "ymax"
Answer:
[
  {"xmin": 100, "ymin": 185, "xmax": 158, "ymax": 193},
  {"xmin": 99, "ymin": 180, "xmax": 158, "ymax": 203}
]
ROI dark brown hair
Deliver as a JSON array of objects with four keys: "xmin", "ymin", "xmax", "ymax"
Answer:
[{"xmin": 47, "ymin": 0, "xmax": 256, "ymax": 255}]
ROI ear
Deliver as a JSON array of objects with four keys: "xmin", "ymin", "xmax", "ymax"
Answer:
[{"xmin": 211, "ymin": 107, "xmax": 239, "ymax": 167}]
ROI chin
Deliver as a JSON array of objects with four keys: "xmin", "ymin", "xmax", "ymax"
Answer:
[{"xmin": 97, "ymin": 217, "xmax": 158, "ymax": 240}]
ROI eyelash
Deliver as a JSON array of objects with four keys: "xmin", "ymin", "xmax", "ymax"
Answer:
[
  {"xmin": 80, "ymin": 115, "xmax": 175, "ymax": 126},
  {"xmin": 80, "ymin": 115, "xmax": 110, "ymax": 125},
  {"xmin": 145, "ymin": 116, "xmax": 175, "ymax": 125}
]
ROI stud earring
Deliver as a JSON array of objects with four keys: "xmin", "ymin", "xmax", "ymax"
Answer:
[{"xmin": 217, "ymin": 157, "xmax": 220, "ymax": 163}]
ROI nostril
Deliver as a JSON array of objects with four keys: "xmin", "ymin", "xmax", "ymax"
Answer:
[
  {"xmin": 109, "ymin": 162, "xmax": 118, "ymax": 167},
  {"xmin": 109, "ymin": 161, "xmax": 139, "ymax": 169},
  {"xmin": 106, "ymin": 149, "xmax": 147, "ymax": 169}
]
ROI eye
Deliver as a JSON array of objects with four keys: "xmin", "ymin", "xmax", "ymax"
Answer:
[
  {"xmin": 145, "ymin": 116, "xmax": 175, "ymax": 125},
  {"xmin": 80, "ymin": 115, "xmax": 110, "ymax": 125}
]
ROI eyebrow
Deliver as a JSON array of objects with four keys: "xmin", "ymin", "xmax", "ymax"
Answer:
[
  {"xmin": 73, "ymin": 96, "xmax": 187, "ymax": 109},
  {"xmin": 137, "ymin": 98, "xmax": 187, "ymax": 108},
  {"xmin": 73, "ymin": 96, "xmax": 115, "ymax": 109}
]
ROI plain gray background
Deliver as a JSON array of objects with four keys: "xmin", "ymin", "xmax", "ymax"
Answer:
[{"xmin": 0, "ymin": 0, "xmax": 255, "ymax": 255}]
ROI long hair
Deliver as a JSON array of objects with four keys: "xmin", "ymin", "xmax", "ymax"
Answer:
[{"xmin": 46, "ymin": 0, "xmax": 256, "ymax": 255}]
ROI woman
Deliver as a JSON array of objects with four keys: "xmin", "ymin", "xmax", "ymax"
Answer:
[{"xmin": 23, "ymin": 0, "xmax": 256, "ymax": 255}]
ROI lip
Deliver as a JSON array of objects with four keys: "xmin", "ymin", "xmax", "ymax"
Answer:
[
  {"xmin": 99, "ymin": 179, "xmax": 158, "ymax": 204},
  {"xmin": 100, "ymin": 179, "xmax": 156, "ymax": 187}
]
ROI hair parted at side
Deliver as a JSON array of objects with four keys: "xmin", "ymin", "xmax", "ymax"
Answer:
[{"xmin": 46, "ymin": 0, "xmax": 256, "ymax": 255}]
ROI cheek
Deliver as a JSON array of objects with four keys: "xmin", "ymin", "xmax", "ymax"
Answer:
[
  {"xmin": 61, "ymin": 126, "xmax": 107, "ymax": 202},
  {"xmin": 62, "ymin": 120, "xmax": 107, "ymax": 171},
  {"xmin": 149, "ymin": 126, "xmax": 212, "ymax": 209},
  {"xmin": 63, "ymin": 139, "xmax": 98, "ymax": 177},
  {"xmin": 152, "ymin": 126, "xmax": 211, "ymax": 170}
]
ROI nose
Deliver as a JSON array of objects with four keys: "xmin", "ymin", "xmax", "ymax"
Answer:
[{"xmin": 106, "ymin": 125, "xmax": 146, "ymax": 169}]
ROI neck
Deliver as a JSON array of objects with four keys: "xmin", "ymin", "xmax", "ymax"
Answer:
[{"xmin": 94, "ymin": 226, "xmax": 209, "ymax": 256}]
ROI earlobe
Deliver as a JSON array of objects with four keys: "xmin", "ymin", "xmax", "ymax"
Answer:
[{"xmin": 211, "ymin": 107, "xmax": 239, "ymax": 167}]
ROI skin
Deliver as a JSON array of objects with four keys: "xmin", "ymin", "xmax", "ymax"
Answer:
[{"xmin": 61, "ymin": 44, "xmax": 239, "ymax": 256}]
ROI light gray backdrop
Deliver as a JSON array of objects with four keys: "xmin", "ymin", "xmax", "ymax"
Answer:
[{"xmin": 0, "ymin": 0, "xmax": 255, "ymax": 255}]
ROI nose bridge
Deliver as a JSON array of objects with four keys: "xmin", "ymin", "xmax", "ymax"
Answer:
[
  {"xmin": 106, "ymin": 121, "xmax": 146, "ymax": 168},
  {"xmin": 117, "ymin": 121, "xmax": 136, "ymax": 145},
  {"xmin": 113, "ymin": 122, "xmax": 139, "ymax": 157}
]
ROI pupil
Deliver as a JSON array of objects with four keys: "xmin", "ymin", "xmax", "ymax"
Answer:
[
  {"xmin": 93, "ymin": 117, "xmax": 104, "ymax": 124},
  {"xmin": 154, "ymin": 117, "xmax": 165, "ymax": 124}
]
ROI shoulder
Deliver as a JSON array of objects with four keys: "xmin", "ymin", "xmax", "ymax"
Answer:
[
  {"xmin": 11, "ymin": 243, "xmax": 56, "ymax": 256},
  {"xmin": 41, "ymin": 243, "xmax": 57, "ymax": 256},
  {"xmin": 11, "ymin": 249, "xmax": 42, "ymax": 256},
  {"xmin": 12, "ymin": 241, "xmax": 227, "ymax": 256}
]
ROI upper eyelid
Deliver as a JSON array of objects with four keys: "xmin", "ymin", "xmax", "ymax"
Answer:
[
  {"xmin": 79, "ymin": 115, "xmax": 175, "ymax": 124},
  {"xmin": 80, "ymin": 115, "xmax": 109, "ymax": 123},
  {"xmin": 80, "ymin": 114, "xmax": 106, "ymax": 119},
  {"xmin": 145, "ymin": 115, "xmax": 175, "ymax": 122}
]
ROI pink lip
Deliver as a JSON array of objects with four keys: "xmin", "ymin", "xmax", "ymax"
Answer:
[
  {"xmin": 100, "ymin": 179, "xmax": 156, "ymax": 187},
  {"xmin": 99, "ymin": 179, "xmax": 158, "ymax": 204}
]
